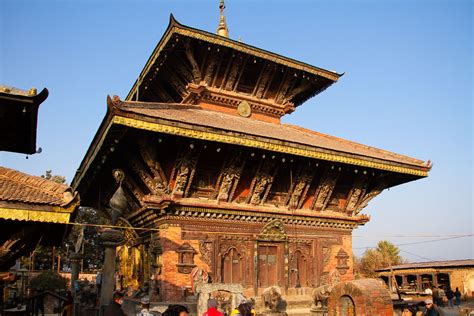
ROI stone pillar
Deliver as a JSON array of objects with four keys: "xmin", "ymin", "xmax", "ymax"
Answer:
[
  {"xmin": 69, "ymin": 252, "xmax": 83, "ymax": 316},
  {"xmin": 99, "ymin": 228, "xmax": 124, "ymax": 309}
]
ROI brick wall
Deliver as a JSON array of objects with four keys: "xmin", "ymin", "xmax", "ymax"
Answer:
[
  {"xmin": 327, "ymin": 278, "xmax": 393, "ymax": 316},
  {"xmin": 159, "ymin": 225, "xmax": 210, "ymax": 301}
]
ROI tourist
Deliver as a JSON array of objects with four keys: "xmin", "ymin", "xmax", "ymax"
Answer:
[
  {"xmin": 431, "ymin": 286, "xmax": 439, "ymax": 306},
  {"xmin": 445, "ymin": 287, "xmax": 454, "ymax": 308},
  {"xmin": 437, "ymin": 286, "xmax": 445, "ymax": 307},
  {"xmin": 163, "ymin": 304, "xmax": 189, "ymax": 316},
  {"xmin": 137, "ymin": 296, "xmax": 153, "ymax": 316},
  {"xmin": 230, "ymin": 298, "xmax": 255, "ymax": 316},
  {"xmin": 454, "ymin": 287, "xmax": 461, "ymax": 306},
  {"xmin": 104, "ymin": 291, "xmax": 125, "ymax": 316},
  {"xmin": 401, "ymin": 307, "xmax": 413, "ymax": 316},
  {"xmin": 423, "ymin": 299, "xmax": 440, "ymax": 316},
  {"xmin": 203, "ymin": 298, "xmax": 222, "ymax": 316}
]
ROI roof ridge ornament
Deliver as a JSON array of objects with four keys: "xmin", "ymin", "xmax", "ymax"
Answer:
[{"xmin": 216, "ymin": 0, "xmax": 229, "ymax": 38}]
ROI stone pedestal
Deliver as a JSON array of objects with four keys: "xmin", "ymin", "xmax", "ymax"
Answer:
[{"xmin": 99, "ymin": 228, "xmax": 123, "ymax": 309}]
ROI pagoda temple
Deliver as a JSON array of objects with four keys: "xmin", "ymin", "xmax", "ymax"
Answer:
[{"xmin": 72, "ymin": 7, "xmax": 430, "ymax": 302}]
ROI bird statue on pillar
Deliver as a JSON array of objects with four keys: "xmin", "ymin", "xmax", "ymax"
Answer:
[
  {"xmin": 108, "ymin": 169, "xmax": 127, "ymax": 226},
  {"xmin": 216, "ymin": 0, "xmax": 229, "ymax": 38}
]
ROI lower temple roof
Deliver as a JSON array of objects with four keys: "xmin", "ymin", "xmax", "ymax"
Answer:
[{"xmin": 102, "ymin": 96, "xmax": 430, "ymax": 177}]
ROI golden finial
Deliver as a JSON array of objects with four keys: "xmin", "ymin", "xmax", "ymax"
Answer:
[{"xmin": 216, "ymin": 0, "xmax": 229, "ymax": 38}]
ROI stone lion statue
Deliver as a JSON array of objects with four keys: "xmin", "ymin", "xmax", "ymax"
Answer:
[
  {"xmin": 261, "ymin": 286, "xmax": 282, "ymax": 312},
  {"xmin": 311, "ymin": 284, "xmax": 333, "ymax": 310}
]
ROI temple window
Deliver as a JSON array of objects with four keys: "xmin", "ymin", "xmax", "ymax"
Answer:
[{"xmin": 176, "ymin": 242, "xmax": 197, "ymax": 274}]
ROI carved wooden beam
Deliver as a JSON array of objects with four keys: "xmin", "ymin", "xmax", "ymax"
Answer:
[
  {"xmin": 127, "ymin": 153, "xmax": 159, "ymax": 196},
  {"xmin": 247, "ymin": 158, "xmax": 279, "ymax": 205},
  {"xmin": 211, "ymin": 52, "xmax": 225, "ymax": 87},
  {"xmin": 184, "ymin": 39, "xmax": 202, "ymax": 83},
  {"xmin": 164, "ymin": 65, "xmax": 187, "ymax": 98},
  {"xmin": 283, "ymin": 80, "xmax": 312, "ymax": 104},
  {"xmin": 345, "ymin": 175, "xmax": 369, "ymax": 213},
  {"xmin": 174, "ymin": 54, "xmax": 195, "ymax": 84},
  {"xmin": 287, "ymin": 165, "xmax": 315, "ymax": 209},
  {"xmin": 224, "ymin": 54, "xmax": 246, "ymax": 91},
  {"xmin": 254, "ymin": 63, "xmax": 274, "ymax": 99},
  {"xmin": 354, "ymin": 180, "xmax": 387, "ymax": 215},
  {"xmin": 277, "ymin": 72, "xmax": 298, "ymax": 104},
  {"xmin": 311, "ymin": 167, "xmax": 340, "ymax": 211},
  {"xmin": 171, "ymin": 143, "xmax": 201, "ymax": 198},
  {"xmin": 232, "ymin": 55, "xmax": 249, "ymax": 91},
  {"xmin": 138, "ymin": 139, "xmax": 169, "ymax": 195},
  {"xmin": 203, "ymin": 48, "xmax": 219, "ymax": 85},
  {"xmin": 216, "ymin": 150, "xmax": 246, "ymax": 202}
]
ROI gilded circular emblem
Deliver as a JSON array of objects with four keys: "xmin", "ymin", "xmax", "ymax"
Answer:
[{"xmin": 238, "ymin": 100, "xmax": 251, "ymax": 117}]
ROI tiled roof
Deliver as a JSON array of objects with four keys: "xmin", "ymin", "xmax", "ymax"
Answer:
[
  {"xmin": 377, "ymin": 259, "xmax": 474, "ymax": 271},
  {"xmin": 0, "ymin": 166, "xmax": 75, "ymax": 206},
  {"xmin": 113, "ymin": 100, "xmax": 427, "ymax": 168}
]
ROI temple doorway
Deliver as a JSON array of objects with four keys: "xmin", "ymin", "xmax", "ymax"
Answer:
[{"xmin": 258, "ymin": 244, "xmax": 278, "ymax": 287}]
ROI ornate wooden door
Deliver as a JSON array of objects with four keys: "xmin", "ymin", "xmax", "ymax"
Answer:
[
  {"xmin": 258, "ymin": 245, "xmax": 278, "ymax": 287},
  {"xmin": 290, "ymin": 250, "xmax": 307, "ymax": 287},
  {"xmin": 222, "ymin": 247, "xmax": 243, "ymax": 283}
]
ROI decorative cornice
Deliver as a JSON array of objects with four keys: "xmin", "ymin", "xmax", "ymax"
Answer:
[
  {"xmin": 112, "ymin": 115, "xmax": 428, "ymax": 177},
  {"xmin": 0, "ymin": 207, "xmax": 72, "ymax": 224},
  {"xmin": 169, "ymin": 205, "xmax": 362, "ymax": 230}
]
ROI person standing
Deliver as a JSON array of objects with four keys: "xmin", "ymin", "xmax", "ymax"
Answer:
[
  {"xmin": 203, "ymin": 298, "xmax": 222, "ymax": 316},
  {"xmin": 454, "ymin": 287, "xmax": 461, "ymax": 306},
  {"xmin": 163, "ymin": 304, "xmax": 189, "ymax": 316},
  {"xmin": 137, "ymin": 296, "xmax": 153, "ymax": 316},
  {"xmin": 445, "ymin": 288, "xmax": 454, "ymax": 308},
  {"xmin": 423, "ymin": 299, "xmax": 440, "ymax": 316},
  {"xmin": 104, "ymin": 291, "xmax": 125, "ymax": 316}
]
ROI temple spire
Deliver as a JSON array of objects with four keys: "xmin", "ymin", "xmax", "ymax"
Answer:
[{"xmin": 216, "ymin": 0, "xmax": 229, "ymax": 38}]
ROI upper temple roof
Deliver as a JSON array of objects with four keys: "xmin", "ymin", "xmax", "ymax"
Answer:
[{"xmin": 125, "ymin": 15, "xmax": 342, "ymax": 121}]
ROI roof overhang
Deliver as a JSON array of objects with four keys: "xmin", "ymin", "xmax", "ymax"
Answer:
[{"xmin": 0, "ymin": 87, "xmax": 48, "ymax": 154}]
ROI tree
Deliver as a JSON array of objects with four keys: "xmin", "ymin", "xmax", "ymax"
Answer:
[
  {"xmin": 359, "ymin": 240, "xmax": 404, "ymax": 277},
  {"xmin": 29, "ymin": 271, "xmax": 68, "ymax": 291},
  {"xmin": 41, "ymin": 169, "xmax": 66, "ymax": 184}
]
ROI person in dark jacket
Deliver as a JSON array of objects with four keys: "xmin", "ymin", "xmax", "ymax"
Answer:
[
  {"xmin": 104, "ymin": 291, "xmax": 125, "ymax": 316},
  {"xmin": 423, "ymin": 299, "xmax": 440, "ymax": 316},
  {"xmin": 454, "ymin": 287, "xmax": 462, "ymax": 306}
]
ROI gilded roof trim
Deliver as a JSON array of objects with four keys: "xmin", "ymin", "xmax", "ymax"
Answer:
[
  {"xmin": 0, "ymin": 207, "xmax": 73, "ymax": 224},
  {"xmin": 126, "ymin": 15, "xmax": 340, "ymax": 101},
  {"xmin": 113, "ymin": 115, "xmax": 428, "ymax": 177}
]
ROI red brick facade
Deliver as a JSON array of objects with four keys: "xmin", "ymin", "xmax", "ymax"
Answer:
[{"xmin": 327, "ymin": 279, "xmax": 393, "ymax": 316}]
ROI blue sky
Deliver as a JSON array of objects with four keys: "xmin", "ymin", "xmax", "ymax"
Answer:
[{"xmin": 1, "ymin": 0, "xmax": 472, "ymax": 262}]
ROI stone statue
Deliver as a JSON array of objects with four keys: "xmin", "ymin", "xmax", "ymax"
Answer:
[
  {"xmin": 261, "ymin": 286, "xmax": 282, "ymax": 312},
  {"xmin": 311, "ymin": 284, "xmax": 333, "ymax": 311}
]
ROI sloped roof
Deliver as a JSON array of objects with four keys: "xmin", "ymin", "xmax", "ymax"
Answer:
[
  {"xmin": 0, "ymin": 166, "xmax": 79, "ymax": 223},
  {"xmin": 377, "ymin": 259, "xmax": 474, "ymax": 271},
  {"xmin": 125, "ymin": 15, "xmax": 341, "ymax": 107},
  {"xmin": 0, "ymin": 167, "xmax": 74, "ymax": 206},
  {"xmin": 107, "ymin": 98, "xmax": 429, "ymax": 176}
]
